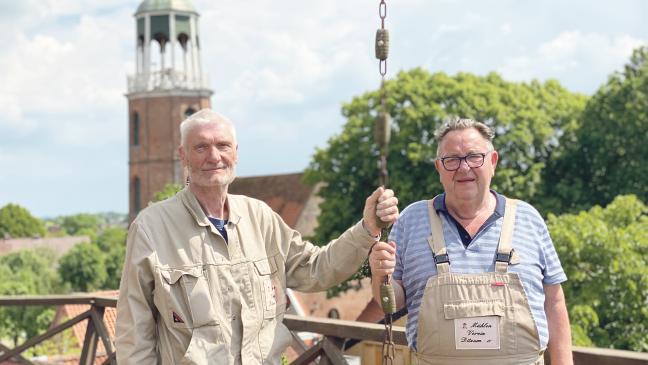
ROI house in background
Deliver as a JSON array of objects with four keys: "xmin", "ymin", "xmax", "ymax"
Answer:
[{"xmin": 0, "ymin": 236, "xmax": 90, "ymax": 258}]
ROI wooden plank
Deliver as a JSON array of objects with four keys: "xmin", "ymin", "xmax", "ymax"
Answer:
[
  {"xmin": 0, "ymin": 309, "xmax": 92, "ymax": 362},
  {"xmin": 79, "ymin": 315, "xmax": 99, "ymax": 365},
  {"xmin": 93, "ymin": 296, "xmax": 118, "ymax": 308},
  {"xmin": 0, "ymin": 342, "xmax": 34, "ymax": 365},
  {"xmin": 283, "ymin": 314, "xmax": 407, "ymax": 345},
  {"xmin": 0, "ymin": 295, "xmax": 118, "ymax": 308},
  {"xmin": 291, "ymin": 341, "xmax": 323, "ymax": 365},
  {"xmin": 319, "ymin": 337, "xmax": 348, "ymax": 365},
  {"xmin": 90, "ymin": 306, "xmax": 116, "ymax": 365},
  {"xmin": 289, "ymin": 330, "xmax": 310, "ymax": 356}
]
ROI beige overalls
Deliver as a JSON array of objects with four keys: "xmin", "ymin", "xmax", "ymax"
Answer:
[{"xmin": 414, "ymin": 198, "xmax": 544, "ymax": 365}]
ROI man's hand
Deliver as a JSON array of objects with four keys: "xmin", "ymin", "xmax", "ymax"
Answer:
[
  {"xmin": 363, "ymin": 187, "xmax": 399, "ymax": 236},
  {"xmin": 369, "ymin": 241, "xmax": 396, "ymax": 280}
]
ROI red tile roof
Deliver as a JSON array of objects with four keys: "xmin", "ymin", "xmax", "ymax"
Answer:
[
  {"xmin": 230, "ymin": 173, "xmax": 315, "ymax": 228},
  {"xmin": 0, "ymin": 236, "xmax": 89, "ymax": 257}
]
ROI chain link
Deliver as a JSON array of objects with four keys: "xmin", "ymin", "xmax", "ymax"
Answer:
[{"xmin": 376, "ymin": 2, "xmax": 396, "ymax": 363}]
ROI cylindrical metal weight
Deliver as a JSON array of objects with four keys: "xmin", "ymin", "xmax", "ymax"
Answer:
[
  {"xmin": 380, "ymin": 283, "xmax": 397, "ymax": 314},
  {"xmin": 374, "ymin": 111, "xmax": 392, "ymax": 148},
  {"xmin": 375, "ymin": 29, "xmax": 390, "ymax": 60}
]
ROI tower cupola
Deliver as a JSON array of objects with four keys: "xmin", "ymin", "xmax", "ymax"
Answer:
[{"xmin": 129, "ymin": 0, "xmax": 208, "ymax": 93}]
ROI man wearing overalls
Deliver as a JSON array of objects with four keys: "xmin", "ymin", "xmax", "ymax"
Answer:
[{"xmin": 369, "ymin": 118, "xmax": 572, "ymax": 364}]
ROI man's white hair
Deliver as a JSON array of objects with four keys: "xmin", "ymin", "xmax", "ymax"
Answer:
[{"xmin": 180, "ymin": 108, "xmax": 237, "ymax": 148}]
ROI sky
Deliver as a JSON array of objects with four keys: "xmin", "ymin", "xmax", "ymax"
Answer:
[{"xmin": 0, "ymin": 0, "xmax": 646, "ymax": 218}]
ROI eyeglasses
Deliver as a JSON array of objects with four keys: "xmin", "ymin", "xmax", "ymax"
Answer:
[{"xmin": 438, "ymin": 151, "xmax": 491, "ymax": 171}]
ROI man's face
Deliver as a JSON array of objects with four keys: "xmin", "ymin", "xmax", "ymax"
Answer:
[
  {"xmin": 179, "ymin": 122, "xmax": 238, "ymax": 189},
  {"xmin": 434, "ymin": 128, "xmax": 498, "ymax": 204}
]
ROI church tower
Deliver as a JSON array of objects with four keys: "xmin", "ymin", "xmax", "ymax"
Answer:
[{"xmin": 127, "ymin": 0, "xmax": 212, "ymax": 221}]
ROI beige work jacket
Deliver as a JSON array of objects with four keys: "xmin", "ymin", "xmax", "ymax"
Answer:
[{"xmin": 115, "ymin": 188, "xmax": 376, "ymax": 365}]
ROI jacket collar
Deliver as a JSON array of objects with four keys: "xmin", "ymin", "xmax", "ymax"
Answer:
[{"xmin": 179, "ymin": 187, "xmax": 242, "ymax": 227}]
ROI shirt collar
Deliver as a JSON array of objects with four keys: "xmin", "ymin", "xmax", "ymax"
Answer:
[{"xmin": 433, "ymin": 190, "xmax": 505, "ymax": 217}]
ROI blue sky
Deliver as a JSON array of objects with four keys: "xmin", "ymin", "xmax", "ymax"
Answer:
[{"xmin": 1, "ymin": 0, "xmax": 646, "ymax": 217}]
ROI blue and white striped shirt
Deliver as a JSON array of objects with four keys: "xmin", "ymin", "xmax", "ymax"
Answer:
[{"xmin": 391, "ymin": 192, "xmax": 567, "ymax": 350}]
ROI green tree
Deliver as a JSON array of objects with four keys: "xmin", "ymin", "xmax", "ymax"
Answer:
[
  {"xmin": 60, "ymin": 213, "xmax": 102, "ymax": 237},
  {"xmin": 548, "ymin": 195, "xmax": 648, "ymax": 351},
  {"xmin": 95, "ymin": 227, "xmax": 128, "ymax": 289},
  {"xmin": 304, "ymin": 69, "xmax": 586, "ymax": 294},
  {"xmin": 58, "ymin": 243, "xmax": 107, "ymax": 292},
  {"xmin": 0, "ymin": 203, "xmax": 46, "ymax": 238},
  {"xmin": 0, "ymin": 248, "xmax": 61, "ymax": 347},
  {"xmin": 153, "ymin": 183, "xmax": 183, "ymax": 202},
  {"xmin": 544, "ymin": 46, "xmax": 648, "ymax": 213}
]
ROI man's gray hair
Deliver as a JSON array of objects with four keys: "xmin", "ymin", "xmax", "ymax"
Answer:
[
  {"xmin": 180, "ymin": 108, "xmax": 237, "ymax": 148},
  {"xmin": 434, "ymin": 118, "xmax": 494, "ymax": 157}
]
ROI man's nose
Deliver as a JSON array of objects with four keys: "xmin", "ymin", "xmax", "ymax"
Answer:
[
  {"xmin": 207, "ymin": 146, "xmax": 221, "ymax": 161},
  {"xmin": 457, "ymin": 157, "xmax": 471, "ymax": 171}
]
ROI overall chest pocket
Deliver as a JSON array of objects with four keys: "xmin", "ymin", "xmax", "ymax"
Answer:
[
  {"xmin": 156, "ymin": 266, "xmax": 219, "ymax": 329},
  {"xmin": 253, "ymin": 257, "xmax": 286, "ymax": 319}
]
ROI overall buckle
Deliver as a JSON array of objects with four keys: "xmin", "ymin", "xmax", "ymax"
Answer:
[{"xmin": 495, "ymin": 249, "xmax": 514, "ymax": 263}]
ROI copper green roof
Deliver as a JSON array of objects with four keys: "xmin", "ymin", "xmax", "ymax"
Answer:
[{"xmin": 136, "ymin": 0, "xmax": 196, "ymax": 14}]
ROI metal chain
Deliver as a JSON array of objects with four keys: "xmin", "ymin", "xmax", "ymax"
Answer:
[{"xmin": 375, "ymin": 1, "xmax": 396, "ymax": 364}]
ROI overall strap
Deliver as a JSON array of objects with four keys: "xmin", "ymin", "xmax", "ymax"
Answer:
[
  {"xmin": 495, "ymin": 198, "xmax": 518, "ymax": 273},
  {"xmin": 427, "ymin": 198, "xmax": 450, "ymax": 274}
]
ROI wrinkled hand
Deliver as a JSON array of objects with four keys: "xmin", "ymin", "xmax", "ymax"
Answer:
[
  {"xmin": 369, "ymin": 241, "xmax": 396, "ymax": 279},
  {"xmin": 362, "ymin": 187, "xmax": 399, "ymax": 236}
]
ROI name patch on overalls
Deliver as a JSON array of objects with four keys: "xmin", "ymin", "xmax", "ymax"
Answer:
[{"xmin": 454, "ymin": 316, "xmax": 500, "ymax": 349}]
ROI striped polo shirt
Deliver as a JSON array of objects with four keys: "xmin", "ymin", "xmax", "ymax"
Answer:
[{"xmin": 391, "ymin": 191, "xmax": 567, "ymax": 350}]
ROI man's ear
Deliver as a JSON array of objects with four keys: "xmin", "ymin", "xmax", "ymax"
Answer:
[
  {"xmin": 178, "ymin": 145, "xmax": 186, "ymax": 166},
  {"xmin": 490, "ymin": 150, "xmax": 499, "ymax": 170},
  {"xmin": 434, "ymin": 158, "xmax": 442, "ymax": 173}
]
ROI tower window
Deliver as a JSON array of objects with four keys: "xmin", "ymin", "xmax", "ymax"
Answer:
[
  {"xmin": 132, "ymin": 112, "xmax": 140, "ymax": 146},
  {"xmin": 133, "ymin": 176, "xmax": 141, "ymax": 213},
  {"xmin": 185, "ymin": 107, "xmax": 197, "ymax": 118}
]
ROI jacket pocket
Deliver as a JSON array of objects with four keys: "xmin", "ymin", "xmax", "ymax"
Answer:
[
  {"xmin": 253, "ymin": 256, "xmax": 286, "ymax": 319},
  {"xmin": 157, "ymin": 266, "xmax": 219, "ymax": 329}
]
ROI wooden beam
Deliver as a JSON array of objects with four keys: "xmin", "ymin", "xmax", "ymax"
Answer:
[
  {"xmin": 283, "ymin": 314, "xmax": 407, "ymax": 345},
  {"xmin": 0, "ymin": 342, "xmax": 34, "ymax": 365},
  {"xmin": 90, "ymin": 306, "xmax": 116, "ymax": 365},
  {"xmin": 0, "ymin": 295, "xmax": 118, "ymax": 308},
  {"xmin": 291, "ymin": 341, "xmax": 323, "ymax": 365},
  {"xmin": 79, "ymin": 314, "xmax": 99, "ymax": 365},
  {"xmin": 0, "ymin": 309, "xmax": 92, "ymax": 362},
  {"xmin": 320, "ymin": 337, "xmax": 348, "ymax": 365}
]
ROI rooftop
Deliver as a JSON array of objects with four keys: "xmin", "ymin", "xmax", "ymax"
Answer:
[{"xmin": 135, "ymin": 0, "xmax": 196, "ymax": 15}]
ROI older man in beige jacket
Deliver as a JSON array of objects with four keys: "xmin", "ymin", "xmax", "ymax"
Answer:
[{"xmin": 115, "ymin": 109, "xmax": 399, "ymax": 365}]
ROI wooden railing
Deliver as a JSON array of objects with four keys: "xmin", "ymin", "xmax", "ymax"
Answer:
[
  {"xmin": 0, "ymin": 295, "xmax": 647, "ymax": 365},
  {"xmin": 0, "ymin": 295, "xmax": 117, "ymax": 365}
]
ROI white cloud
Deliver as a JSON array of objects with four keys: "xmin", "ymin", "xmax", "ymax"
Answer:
[
  {"xmin": 0, "ymin": 9, "xmax": 132, "ymax": 144},
  {"xmin": 500, "ymin": 23, "xmax": 513, "ymax": 34},
  {"xmin": 499, "ymin": 31, "xmax": 645, "ymax": 91}
]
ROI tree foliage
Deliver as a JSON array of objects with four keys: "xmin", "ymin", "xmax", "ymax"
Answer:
[
  {"xmin": 544, "ymin": 46, "xmax": 648, "ymax": 213},
  {"xmin": 58, "ymin": 243, "xmax": 107, "ymax": 292},
  {"xmin": 154, "ymin": 183, "xmax": 183, "ymax": 202},
  {"xmin": 60, "ymin": 213, "xmax": 102, "ymax": 237},
  {"xmin": 95, "ymin": 227, "xmax": 127, "ymax": 289},
  {"xmin": 0, "ymin": 203, "xmax": 46, "ymax": 238},
  {"xmin": 0, "ymin": 248, "xmax": 61, "ymax": 347},
  {"xmin": 548, "ymin": 195, "xmax": 648, "ymax": 351},
  {"xmin": 304, "ymin": 69, "xmax": 586, "ymax": 294}
]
